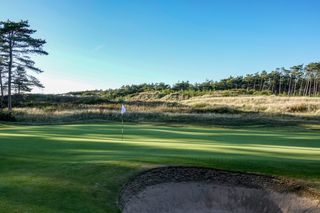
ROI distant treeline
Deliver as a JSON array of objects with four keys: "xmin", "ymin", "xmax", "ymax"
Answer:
[{"xmin": 70, "ymin": 62, "xmax": 320, "ymax": 98}]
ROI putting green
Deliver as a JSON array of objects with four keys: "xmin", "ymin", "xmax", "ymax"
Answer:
[{"xmin": 0, "ymin": 123, "xmax": 319, "ymax": 213}]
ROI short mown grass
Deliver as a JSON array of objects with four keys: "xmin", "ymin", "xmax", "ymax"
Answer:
[{"xmin": 0, "ymin": 123, "xmax": 319, "ymax": 212}]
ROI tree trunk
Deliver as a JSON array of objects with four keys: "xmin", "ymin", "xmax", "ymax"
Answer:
[
  {"xmin": 0, "ymin": 70, "xmax": 3, "ymax": 105},
  {"xmin": 8, "ymin": 38, "xmax": 13, "ymax": 111},
  {"xmin": 293, "ymin": 79, "xmax": 297, "ymax": 96},
  {"xmin": 279, "ymin": 76, "xmax": 282, "ymax": 95},
  {"xmin": 304, "ymin": 79, "xmax": 309, "ymax": 96},
  {"xmin": 307, "ymin": 79, "xmax": 311, "ymax": 96},
  {"xmin": 288, "ymin": 77, "xmax": 292, "ymax": 95},
  {"xmin": 299, "ymin": 80, "xmax": 304, "ymax": 96},
  {"xmin": 308, "ymin": 78, "xmax": 312, "ymax": 96},
  {"xmin": 313, "ymin": 80, "xmax": 316, "ymax": 96}
]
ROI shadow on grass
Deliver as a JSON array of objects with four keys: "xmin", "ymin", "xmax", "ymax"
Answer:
[{"xmin": 0, "ymin": 123, "xmax": 320, "ymax": 212}]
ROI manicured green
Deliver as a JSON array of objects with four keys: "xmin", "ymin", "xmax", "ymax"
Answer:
[{"xmin": 0, "ymin": 123, "xmax": 319, "ymax": 213}]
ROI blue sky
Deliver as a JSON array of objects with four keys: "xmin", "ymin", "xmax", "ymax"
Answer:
[{"xmin": 1, "ymin": 0, "xmax": 320, "ymax": 93}]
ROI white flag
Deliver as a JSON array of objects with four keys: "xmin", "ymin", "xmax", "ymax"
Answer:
[{"xmin": 121, "ymin": 104, "xmax": 126, "ymax": 115}]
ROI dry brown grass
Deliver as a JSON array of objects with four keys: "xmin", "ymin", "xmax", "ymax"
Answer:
[
  {"xmin": 13, "ymin": 96, "xmax": 320, "ymax": 116},
  {"xmin": 181, "ymin": 96, "xmax": 320, "ymax": 115},
  {"xmin": 10, "ymin": 95, "xmax": 320, "ymax": 125}
]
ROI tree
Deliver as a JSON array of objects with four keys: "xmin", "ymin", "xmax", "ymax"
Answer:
[
  {"xmin": 0, "ymin": 37, "xmax": 7, "ymax": 105},
  {"xmin": 305, "ymin": 64, "xmax": 314, "ymax": 96},
  {"xmin": 0, "ymin": 20, "xmax": 48, "ymax": 111},
  {"xmin": 306, "ymin": 62, "xmax": 320, "ymax": 96},
  {"xmin": 278, "ymin": 68, "xmax": 284, "ymax": 94},
  {"xmin": 172, "ymin": 81, "xmax": 193, "ymax": 91},
  {"xmin": 12, "ymin": 66, "xmax": 44, "ymax": 94},
  {"xmin": 259, "ymin": 71, "xmax": 268, "ymax": 91},
  {"xmin": 0, "ymin": 56, "xmax": 5, "ymax": 103},
  {"xmin": 290, "ymin": 65, "xmax": 303, "ymax": 95}
]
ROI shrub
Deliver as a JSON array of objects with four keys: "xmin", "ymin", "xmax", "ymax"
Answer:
[
  {"xmin": 286, "ymin": 104, "xmax": 307, "ymax": 113},
  {"xmin": 286, "ymin": 103, "xmax": 319, "ymax": 113},
  {"xmin": 253, "ymin": 90, "xmax": 273, "ymax": 96},
  {"xmin": 0, "ymin": 111, "xmax": 17, "ymax": 121},
  {"xmin": 191, "ymin": 106, "xmax": 242, "ymax": 114}
]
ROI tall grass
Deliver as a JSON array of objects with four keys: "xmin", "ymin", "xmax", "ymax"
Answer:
[
  {"xmin": 6, "ymin": 95, "xmax": 320, "ymax": 125},
  {"xmin": 12, "ymin": 109, "xmax": 320, "ymax": 126},
  {"xmin": 181, "ymin": 96, "xmax": 320, "ymax": 114}
]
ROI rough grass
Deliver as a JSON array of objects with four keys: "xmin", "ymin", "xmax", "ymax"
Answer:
[
  {"xmin": 11, "ymin": 109, "xmax": 320, "ymax": 127},
  {"xmin": 0, "ymin": 123, "xmax": 319, "ymax": 212},
  {"xmin": 181, "ymin": 96, "xmax": 320, "ymax": 114},
  {"xmin": 9, "ymin": 95, "xmax": 320, "ymax": 114},
  {"xmin": 5, "ymin": 96, "xmax": 319, "ymax": 127}
]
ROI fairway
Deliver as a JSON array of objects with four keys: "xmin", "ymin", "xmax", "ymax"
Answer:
[{"xmin": 0, "ymin": 123, "xmax": 320, "ymax": 213}]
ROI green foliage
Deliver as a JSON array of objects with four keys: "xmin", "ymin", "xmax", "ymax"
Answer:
[
  {"xmin": 65, "ymin": 61, "xmax": 320, "ymax": 99},
  {"xmin": 10, "ymin": 94, "xmax": 111, "ymax": 107},
  {"xmin": 253, "ymin": 90, "xmax": 273, "ymax": 95},
  {"xmin": 0, "ymin": 20, "xmax": 48, "ymax": 110},
  {"xmin": 0, "ymin": 111, "xmax": 16, "ymax": 121},
  {"xmin": 190, "ymin": 106, "xmax": 242, "ymax": 114}
]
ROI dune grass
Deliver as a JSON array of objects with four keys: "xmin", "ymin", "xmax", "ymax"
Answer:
[
  {"xmin": 182, "ymin": 96, "xmax": 320, "ymax": 114},
  {"xmin": 10, "ymin": 96, "xmax": 320, "ymax": 127},
  {"xmin": 0, "ymin": 123, "xmax": 319, "ymax": 212}
]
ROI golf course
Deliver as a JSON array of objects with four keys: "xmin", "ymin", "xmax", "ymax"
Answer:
[
  {"xmin": 1, "ymin": 1, "xmax": 320, "ymax": 212},
  {"xmin": 0, "ymin": 123, "xmax": 319, "ymax": 212}
]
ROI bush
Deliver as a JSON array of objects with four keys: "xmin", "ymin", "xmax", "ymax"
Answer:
[
  {"xmin": 191, "ymin": 106, "xmax": 242, "ymax": 114},
  {"xmin": 0, "ymin": 111, "xmax": 16, "ymax": 121},
  {"xmin": 286, "ymin": 103, "xmax": 317, "ymax": 113},
  {"xmin": 192, "ymin": 103, "xmax": 210, "ymax": 108},
  {"xmin": 253, "ymin": 90, "xmax": 272, "ymax": 96}
]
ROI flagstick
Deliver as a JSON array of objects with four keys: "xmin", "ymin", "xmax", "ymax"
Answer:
[
  {"xmin": 121, "ymin": 114, "xmax": 124, "ymax": 141},
  {"xmin": 120, "ymin": 104, "xmax": 126, "ymax": 141}
]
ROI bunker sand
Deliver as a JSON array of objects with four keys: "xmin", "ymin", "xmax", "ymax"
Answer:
[{"xmin": 119, "ymin": 167, "xmax": 320, "ymax": 213}]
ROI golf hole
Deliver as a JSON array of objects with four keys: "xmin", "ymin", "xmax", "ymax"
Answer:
[{"xmin": 119, "ymin": 167, "xmax": 320, "ymax": 213}]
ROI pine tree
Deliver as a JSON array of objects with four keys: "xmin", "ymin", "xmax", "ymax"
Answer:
[
  {"xmin": 11, "ymin": 66, "xmax": 44, "ymax": 94},
  {"xmin": 0, "ymin": 56, "xmax": 5, "ymax": 103},
  {"xmin": 0, "ymin": 20, "xmax": 48, "ymax": 111}
]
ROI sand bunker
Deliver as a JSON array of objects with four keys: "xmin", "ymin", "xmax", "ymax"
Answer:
[{"xmin": 119, "ymin": 167, "xmax": 320, "ymax": 213}]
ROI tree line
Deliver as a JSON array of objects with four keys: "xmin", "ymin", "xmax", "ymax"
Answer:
[
  {"xmin": 0, "ymin": 20, "xmax": 47, "ymax": 110},
  {"xmin": 209, "ymin": 63, "xmax": 320, "ymax": 96},
  {"xmin": 70, "ymin": 62, "xmax": 320, "ymax": 98}
]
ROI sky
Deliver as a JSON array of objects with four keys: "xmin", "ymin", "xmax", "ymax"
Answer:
[{"xmin": 1, "ymin": 0, "xmax": 320, "ymax": 93}]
